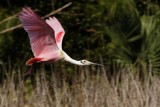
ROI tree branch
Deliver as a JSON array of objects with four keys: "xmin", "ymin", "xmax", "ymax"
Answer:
[
  {"xmin": 0, "ymin": 2, "xmax": 72, "ymax": 35},
  {"xmin": 0, "ymin": 14, "xmax": 17, "ymax": 25}
]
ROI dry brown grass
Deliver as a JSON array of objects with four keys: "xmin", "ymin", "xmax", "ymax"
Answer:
[{"xmin": 0, "ymin": 65, "xmax": 160, "ymax": 107}]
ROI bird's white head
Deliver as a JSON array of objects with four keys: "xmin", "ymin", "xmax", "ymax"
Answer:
[{"xmin": 80, "ymin": 59, "xmax": 103, "ymax": 66}]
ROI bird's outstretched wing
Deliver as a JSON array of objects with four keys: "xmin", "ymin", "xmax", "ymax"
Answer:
[
  {"xmin": 19, "ymin": 7, "xmax": 60, "ymax": 58},
  {"xmin": 46, "ymin": 17, "xmax": 65, "ymax": 50}
]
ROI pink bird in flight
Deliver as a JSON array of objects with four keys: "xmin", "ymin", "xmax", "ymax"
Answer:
[{"xmin": 19, "ymin": 7, "xmax": 103, "ymax": 75}]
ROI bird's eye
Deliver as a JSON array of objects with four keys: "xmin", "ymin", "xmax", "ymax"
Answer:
[{"xmin": 81, "ymin": 60, "xmax": 86, "ymax": 64}]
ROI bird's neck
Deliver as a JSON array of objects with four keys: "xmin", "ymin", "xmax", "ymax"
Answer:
[{"xmin": 62, "ymin": 51, "xmax": 83, "ymax": 65}]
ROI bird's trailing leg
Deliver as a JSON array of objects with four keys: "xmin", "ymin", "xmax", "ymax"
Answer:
[
  {"xmin": 23, "ymin": 58, "xmax": 42, "ymax": 80},
  {"xmin": 23, "ymin": 64, "xmax": 34, "ymax": 80}
]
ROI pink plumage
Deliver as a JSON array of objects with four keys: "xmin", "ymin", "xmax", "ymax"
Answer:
[
  {"xmin": 46, "ymin": 17, "xmax": 65, "ymax": 49},
  {"xmin": 19, "ymin": 7, "xmax": 64, "ymax": 65}
]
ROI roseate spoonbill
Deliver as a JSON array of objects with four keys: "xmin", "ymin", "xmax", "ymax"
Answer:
[{"xmin": 19, "ymin": 7, "xmax": 103, "ymax": 75}]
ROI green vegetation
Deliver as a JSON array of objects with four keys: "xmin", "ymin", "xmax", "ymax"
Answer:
[{"xmin": 0, "ymin": 0, "xmax": 160, "ymax": 74}]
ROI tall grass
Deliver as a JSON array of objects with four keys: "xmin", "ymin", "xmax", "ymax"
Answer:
[{"xmin": 0, "ymin": 64, "xmax": 160, "ymax": 107}]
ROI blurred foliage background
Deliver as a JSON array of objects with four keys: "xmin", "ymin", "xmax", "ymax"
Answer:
[{"xmin": 0, "ymin": 0, "xmax": 160, "ymax": 75}]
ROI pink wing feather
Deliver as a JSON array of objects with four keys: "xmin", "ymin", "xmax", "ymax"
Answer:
[
  {"xmin": 46, "ymin": 17, "xmax": 65, "ymax": 50},
  {"xmin": 19, "ymin": 7, "xmax": 62, "ymax": 62}
]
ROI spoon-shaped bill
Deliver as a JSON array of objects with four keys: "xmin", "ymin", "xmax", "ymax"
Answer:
[{"xmin": 91, "ymin": 62, "xmax": 104, "ymax": 67}]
